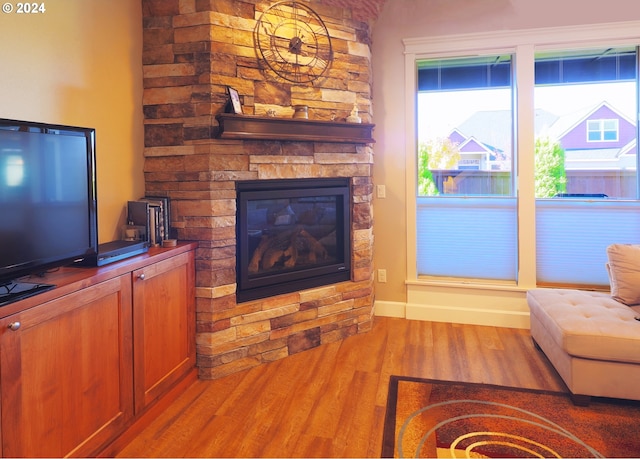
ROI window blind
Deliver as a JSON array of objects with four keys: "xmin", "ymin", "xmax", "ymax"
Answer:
[
  {"xmin": 416, "ymin": 197, "xmax": 517, "ymax": 280},
  {"xmin": 536, "ymin": 200, "xmax": 640, "ymax": 285}
]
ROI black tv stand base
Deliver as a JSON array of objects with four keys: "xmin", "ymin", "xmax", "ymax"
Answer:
[{"xmin": 0, "ymin": 281, "xmax": 55, "ymax": 307}]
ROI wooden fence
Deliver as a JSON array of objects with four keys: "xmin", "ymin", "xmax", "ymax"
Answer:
[{"xmin": 429, "ymin": 170, "xmax": 637, "ymax": 198}]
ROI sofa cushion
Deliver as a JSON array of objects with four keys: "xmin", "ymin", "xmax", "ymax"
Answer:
[
  {"xmin": 607, "ymin": 244, "xmax": 640, "ymax": 306},
  {"xmin": 527, "ymin": 288, "xmax": 640, "ymax": 364}
]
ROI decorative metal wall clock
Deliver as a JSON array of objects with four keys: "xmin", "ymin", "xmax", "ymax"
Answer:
[{"xmin": 255, "ymin": 1, "xmax": 333, "ymax": 84}]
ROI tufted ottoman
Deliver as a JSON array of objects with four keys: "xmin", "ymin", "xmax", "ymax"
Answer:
[{"xmin": 527, "ymin": 288, "xmax": 640, "ymax": 404}]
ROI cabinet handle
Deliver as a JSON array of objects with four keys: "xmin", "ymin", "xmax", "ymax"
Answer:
[
  {"xmin": 138, "ymin": 273, "xmax": 146, "ymax": 280},
  {"xmin": 8, "ymin": 322, "xmax": 21, "ymax": 331}
]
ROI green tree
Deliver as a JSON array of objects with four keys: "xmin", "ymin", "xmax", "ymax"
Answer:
[
  {"xmin": 417, "ymin": 138, "xmax": 460, "ymax": 196},
  {"xmin": 534, "ymin": 136, "xmax": 566, "ymax": 198}
]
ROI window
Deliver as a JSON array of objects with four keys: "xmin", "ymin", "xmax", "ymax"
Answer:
[
  {"xmin": 587, "ymin": 119, "xmax": 619, "ymax": 142},
  {"xmin": 534, "ymin": 47, "xmax": 639, "ymax": 286},
  {"xmin": 416, "ymin": 55, "xmax": 517, "ymax": 281},
  {"xmin": 412, "ymin": 40, "xmax": 640, "ymax": 287}
]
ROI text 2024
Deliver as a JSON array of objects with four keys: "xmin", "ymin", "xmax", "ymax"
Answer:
[{"xmin": 16, "ymin": 2, "xmax": 45, "ymax": 13}]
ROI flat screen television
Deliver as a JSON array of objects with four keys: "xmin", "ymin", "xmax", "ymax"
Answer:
[{"xmin": 0, "ymin": 118, "xmax": 98, "ymax": 306}]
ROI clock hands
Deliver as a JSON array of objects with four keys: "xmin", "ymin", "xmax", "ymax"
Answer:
[
  {"xmin": 288, "ymin": 36, "xmax": 303, "ymax": 54},
  {"xmin": 269, "ymin": 35, "xmax": 326, "ymax": 57}
]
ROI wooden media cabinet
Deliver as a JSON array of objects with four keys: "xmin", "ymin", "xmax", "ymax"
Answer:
[{"xmin": 0, "ymin": 242, "xmax": 197, "ymax": 458}]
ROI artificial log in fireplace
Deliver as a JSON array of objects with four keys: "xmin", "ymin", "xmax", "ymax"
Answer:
[{"xmin": 236, "ymin": 178, "xmax": 351, "ymax": 302}]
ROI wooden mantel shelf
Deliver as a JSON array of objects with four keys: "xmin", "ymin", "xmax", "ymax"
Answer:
[{"xmin": 215, "ymin": 114, "xmax": 375, "ymax": 144}]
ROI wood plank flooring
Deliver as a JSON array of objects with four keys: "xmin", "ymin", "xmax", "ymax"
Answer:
[{"xmin": 115, "ymin": 317, "xmax": 566, "ymax": 458}]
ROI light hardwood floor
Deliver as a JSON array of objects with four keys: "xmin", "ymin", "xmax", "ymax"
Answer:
[{"xmin": 115, "ymin": 317, "xmax": 565, "ymax": 458}]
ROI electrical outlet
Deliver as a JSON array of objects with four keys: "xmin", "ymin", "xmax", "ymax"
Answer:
[
  {"xmin": 378, "ymin": 269, "xmax": 387, "ymax": 283},
  {"xmin": 376, "ymin": 184, "xmax": 386, "ymax": 198}
]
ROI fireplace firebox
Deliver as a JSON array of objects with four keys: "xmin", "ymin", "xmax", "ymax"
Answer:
[{"xmin": 236, "ymin": 178, "xmax": 351, "ymax": 302}]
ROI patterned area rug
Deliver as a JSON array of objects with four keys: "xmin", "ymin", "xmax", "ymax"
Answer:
[{"xmin": 382, "ymin": 376, "xmax": 640, "ymax": 458}]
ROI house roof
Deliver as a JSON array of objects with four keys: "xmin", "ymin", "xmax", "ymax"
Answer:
[
  {"xmin": 448, "ymin": 128, "xmax": 467, "ymax": 145},
  {"xmin": 456, "ymin": 108, "xmax": 558, "ymax": 153},
  {"xmin": 556, "ymin": 139, "xmax": 637, "ymax": 169},
  {"xmin": 458, "ymin": 136, "xmax": 493, "ymax": 154},
  {"xmin": 542, "ymin": 105, "xmax": 593, "ymax": 139},
  {"xmin": 619, "ymin": 138, "xmax": 637, "ymax": 156},
  {"xmin": 545, "ymin": 101, "xmax": 636, "ymax": 140}
]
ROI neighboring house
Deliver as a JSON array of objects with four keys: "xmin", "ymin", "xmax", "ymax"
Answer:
[
  {"xmin": 447, "ymin": 102, "xmax": 636, "ymax": 171},
  {"xmin": 447, "ymin": 108, "xmax": 559, "ymax": 171},
  {"xmin": 547, "ymin": 102, "xmax": 637, "ymax": 170},
  {"xmin": 456, "ymin": 136, "xmax": 506, "ymax": 170}
]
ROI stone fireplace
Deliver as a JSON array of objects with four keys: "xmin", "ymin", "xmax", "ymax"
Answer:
[{"xmin": 142, "ymin": 0, "xmax": 375, "ymax": 379}]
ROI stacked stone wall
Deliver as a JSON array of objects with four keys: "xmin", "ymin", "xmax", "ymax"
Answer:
[{"xmin": 142, "ymin": 0, "xmax": 374, "ymax": 379}]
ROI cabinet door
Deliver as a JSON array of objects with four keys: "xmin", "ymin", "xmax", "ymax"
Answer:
[
  {"xmin": 0, "ymin": 275, "xmax": 133, "ymax": 458},
  {"xmin": 132, "ymin": 250, "xmax": 195, "ymax": 413}
]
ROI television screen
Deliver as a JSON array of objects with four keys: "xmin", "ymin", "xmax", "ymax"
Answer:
[{"xmin": 0, "ymin": 119, "xmax": 98, "ymax": 304}]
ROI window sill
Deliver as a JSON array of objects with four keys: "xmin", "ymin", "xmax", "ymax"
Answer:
[
  {"xmin": 407, "ymin": 277, "xmax": 526, "ymax": 293},
  {"xmin": 407, "ymin": 277, "xmax": 610, "ymax": 293}
]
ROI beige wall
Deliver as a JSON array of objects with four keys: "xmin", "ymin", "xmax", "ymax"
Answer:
[
  {"xmin": 371, "ymin": 0, "xmax": 640, "ymax": 304},
  {"xmin": 0, "ymin": 0, "xmax": 143, "ymax": 243}
]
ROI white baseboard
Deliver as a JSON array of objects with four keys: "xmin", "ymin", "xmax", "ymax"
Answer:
[
  {"xmin": 374, "ymin": 300, "xmax": 530, "ymax": 329},
  {"xmin": 373, "ymin": 300, "xmax": 406, "ymax": 318},
  {"xmin": 406, "ymin": 302, "xmax": 530, "ymax": 329}
]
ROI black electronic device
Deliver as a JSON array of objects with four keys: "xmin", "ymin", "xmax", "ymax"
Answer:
[
  {"xmin": 0, "ymin": 118, "xmax": 98, "ymax": 306},
  {"xmin": 93, "ymin": 240, "xmax": 148, "ymax": 266}
]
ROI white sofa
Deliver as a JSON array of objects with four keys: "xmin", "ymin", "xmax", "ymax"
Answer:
[{"xmin": 527, "ymin": 288, "xmax": 640, "ymax": 404}]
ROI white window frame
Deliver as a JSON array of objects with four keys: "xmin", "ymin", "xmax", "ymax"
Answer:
[
  {"xmin": 401, "ymin": 21, "xmax": 640, "ymax": 328},
  {"xmin": 587, "ymin": 118, "xmax": 619, "ymax": 142}
]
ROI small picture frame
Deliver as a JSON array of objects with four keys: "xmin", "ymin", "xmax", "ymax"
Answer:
[{"xmin": 227, "ymin": 86, "xmax": 243, "ymax": 114}]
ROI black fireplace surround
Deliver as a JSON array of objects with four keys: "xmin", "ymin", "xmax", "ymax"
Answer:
[{"xmin": 236, "ymin": 178, "xmax": 351, "ymax": 302}]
